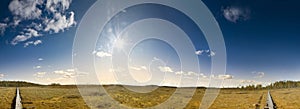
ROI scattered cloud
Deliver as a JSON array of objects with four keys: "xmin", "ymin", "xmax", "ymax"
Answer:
[
  {"xmin": 222, "ymin": 6, "xmax": 250, "ymax": 23},
  {"xmin": 93, "ymin": 51, "xmax": 112, "ymax": 58},
  {"xmin": 195, "ymin": 50, "xmax": 204, "ymax": 55},
  {"xmin": 158, "ymin": 66, "xmax": 174, "ymax": 73},
  {"xmin": 44, "ymin": 11, "xmax": 76, "ymax": 33},
  {"xmin": 34, "ymin": 65, "xmax": 42, "ymax": 69},
  {"xmin": 2, "ymin": 0, "xmax": 76, "ymax": 46},
  {"xmin": 195, "ymin": 49, "xmax": 216, "ymax": 57},
  {"xmin": 153, "ymin": 57, "xmax": 160, "ymax": 61},
  {"xmin": 208, "ymin": 50, "xmax": 216, "ymax": 57},
  {"xmin": 240, "ymin": 80, "xmax": 255, "ymax": 84},
  {"xmin": 0, "ymin": 23, "xmax": 7, "ymax": 35},
  {"xmin": 8, "ymin": 0, "xmax": 42, "ymax": 20},
  {"xmin": 11, "ymin": 28, "xmax": 42, "ymax": 45},
  {"xmin": 252, "ymin": 71, "xmax": 265, "ymax": 78},
  {"xmin": 38, "ymin": 58, "xmax": 44, "ymax": 61},
  {"xmin": 45, "ymin": 0, "xmax": 72, "ymax": 13},
  {"xmin": 175, "ymin": 71, "xmax": 206, "ymax": 78},
  {"xmin": 54, "ymin": 69, "xmax": 76, "ymax": 78},
  {"xmin": 33, "ymin": 72, "xmax": 46, "ymax": 78},
  {"xmin": 129, "ymin": 66, "xmax": 147, "ymax": 71},
  {"xmin": 33, "ymin": 68, "xmax": 85, "ymax": 84},
  {"xmin": 53, "ymin": 70, "xmax": 65, "ymax": 75},
  {"xmin": 218, "ymin": 74, "xmax": 234, "ymax": 79},
  {"xmin": 24, "ymin": 40, "xmax": 42, "ymax": 47},
  {"xmin": 0, "ymin": 73, "xmax": 4, "ymax": 79},
  {"xmin": 66, "ymin": 69, "xmax": 75, "ymax": 72}
]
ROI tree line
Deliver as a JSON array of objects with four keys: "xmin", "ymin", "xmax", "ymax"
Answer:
[
  {"xmin": 0, "ymin": 81, "xmax": 42, "ymax": 87},
  {"xmin": 240, "ymin": 80, "xmax": 300, "ymax": 90}
]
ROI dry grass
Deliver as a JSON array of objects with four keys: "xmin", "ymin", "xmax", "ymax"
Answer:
[
  {"xmin": 0, "ymin": 87, "xmax": 15, "ymax": 109},
  {"xmin": 209, "ymin": 89, "xmax": 267, "ymax": 109},
  {"xmin": 1, "ymin": 86, "xmax": 300, "ymax": 108},
  {"xmin": 271, "ymin": 88, "xmax": 300, "ymax": 109},
  {"xmin": 19, "ymin": 86, "xmax": 89, "ymax": 109}
]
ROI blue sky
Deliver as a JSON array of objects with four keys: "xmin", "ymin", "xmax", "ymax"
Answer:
[{"xmin": 0, "ymin": 0, "xmax": 299, "ymax": 87}]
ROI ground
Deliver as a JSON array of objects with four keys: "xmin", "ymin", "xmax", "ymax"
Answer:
[{"xmin": 1, "ymin": 86, "xmax": 299, "ymax": 109}]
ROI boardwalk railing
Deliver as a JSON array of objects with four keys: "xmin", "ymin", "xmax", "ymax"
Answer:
[
  {"xmin": 15, "ymin": 88, "xmax": 22, "ymax": 109},
  {"xmin": 265, "ymin": 91, "xmax": 276, "ymax": 109}
]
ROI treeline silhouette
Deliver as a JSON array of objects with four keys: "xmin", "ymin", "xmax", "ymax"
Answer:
[
  {"xmin": 240, "ymin": 80, "xmax": 300, "ymax": 90},
  {"xmin": 0, "ymin": 81, "xmax": 43, "ymax": 87}
]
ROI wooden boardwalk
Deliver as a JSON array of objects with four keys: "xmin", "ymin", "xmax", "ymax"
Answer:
[
  {"xmin": 265, "ymin": 91, "xmax": 276, "ymax": 109},
  {"xmin": 15, "ymin": 88, "xmax": 22, "ymax": 109}
]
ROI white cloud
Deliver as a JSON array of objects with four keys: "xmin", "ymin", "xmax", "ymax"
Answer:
[
  {"xmin": 54, "ymin": 69, "xmax": 76, "ymax": 78},
  {"xmin": 66, "ymin": 69, "xmax": 75, "ymax": 72},
  {"xmin": 195, "ymin": 50, "xmax": 204, "ymax": 55},
  {"xmin": 38, "ymin": 58, "xmax": 43, "ymax": 61},
  {"xmin": 27, "ymin": 28, "xmax": 41, "ymax": 37},
  {"xmin": 3, "ymin": 0, "xmax": 76, "ymax": 46},
  {"xmin": 8, "ymin": 0, "xmax": 42, "ymax": 20},
  {"xmin": 208, "ymin": 50, "xmax": 216, "ymax": 57},
  {"xmin": 129, "ymin": 66, "xmax": 147, "ymax": 71},
  {"xmin": 195, "ymin": 49, "xmax": 216, "ymax": 57},
  {"xmin": 175, "ymin": 71, "xmax": 206, "ymax": 78},
  {"xmin": 3, "ymin": 17, "xmax": 9, "ymax": 22},
  {"xmin": 34, "ymin": 65, "xmax": 42, "ymax": 69},
  {"xmin": 54, "ymin": 70, "xmax": 67, "ymax": 75},
  {"xmin": 0, "ymin": 73, "xmax": 4, "ymax": 79},
  {"xmin": 94, "ymin": 51, "xmax": 112, "ymax": 58},
  {"xmin": 240, "ymin": 80, "xmax": 255, "ymax": 84},
  {"xmin": 12, "ymin": 28, "xmax": 41, "ymax": 45},
  {"xmin": 44, "ymin": 11, "xmax": 76, "ymax": 33},
  {"xmin": 252, "ymin": 71, "xmax": 265, "ymax": 78},
  {"xmin": 34, "ymin": 40, "xmax": 42, "ymax": 45},
  {"xmin": 222, "ymin": 6, "xmax": 250, "ymax": 23},
  {"xmin": 10, "ymin": 17, "xmax": 21, "ymax": 26},
  {"xmin": 46, "ymin": 0, "xmax": 72, "ymax": 13},
  {"xmin": 11, "ymin": 35, "xmax": 29, "ymax": 45},
  {"xmin": 218, "ymin": 74, "xmax": 234, "ymax": 79},
  {"xmin": 34, "ymin": 68, "xmax": 81, "ymax": 84},
  {"xmin": 33, "ymin": 72, "xmax": 46, "ymax": 78},
  {"xmin": 24, "ymin": 40, "xmax": 42, "ymax": 47},
  {"xmin": 153, "ymin": 57, "xmax": 160, "ymax": 61},
  {"xmin": 0, "ymin": 23, "xmax": 7, "ymax": 35},
  {"xmin": 158, "ymin": 66, "xmax": 174, "ymax": 73}
]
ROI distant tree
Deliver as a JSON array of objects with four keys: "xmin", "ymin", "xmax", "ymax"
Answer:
[
  {"xmin": 255, "ymin": 84, "xmax": 262, "ymax": 89},
  {"xmin": 241, "ymin": 86, "xmax": 244, "ymax": 89},
  {"xmin": 49, "ymin": 83, "xmax": 61, "ymax": 86}
]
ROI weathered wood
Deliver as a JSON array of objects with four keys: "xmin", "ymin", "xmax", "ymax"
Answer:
[{"xmin": 15, "ymin": 88, "xmax": 22, "ymax": 109}]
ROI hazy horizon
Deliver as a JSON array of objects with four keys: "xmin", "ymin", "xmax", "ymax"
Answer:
[{"xmin": 0, "ymin": 0, "xmax": 300, "ymax": 88}]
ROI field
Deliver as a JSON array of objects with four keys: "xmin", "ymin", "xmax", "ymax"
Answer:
[
  {"xmin": 1, "ymin": 86, "xmax": 299, "ymax": 109},
  {"xmin": 271, "ymin": 88, "xmax": 300, "ymax": 108},
  {"xmin": 0, "ymin": 87, "xmax": 15, "ymax": 109},
  {"xmin": 20, "ymin": 86, "xmax": 89, "ymax": 109}
]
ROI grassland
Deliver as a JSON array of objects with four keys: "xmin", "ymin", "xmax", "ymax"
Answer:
[
  {"xmin": 20, "ymin": 86, "xmax": 89, "ymax": 109},
  {"xmin": 0, "ymin": 87, "xmax": 15, "ymax": 109},
  {"xmin": 209, "ymin": 89, "xmax": 267, "ymax": 109},
  {"xmin": 271, "ymin": 88, "xmax": 300, "ymax": 108},
  {"xmin": 1, "ymin": 86, "xmax": 299, "ymax": 108}
]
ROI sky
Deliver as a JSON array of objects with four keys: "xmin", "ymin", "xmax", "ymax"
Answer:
[{"xmin": 0, "ymin": 0, "xmax": 299, "ymax": 87}]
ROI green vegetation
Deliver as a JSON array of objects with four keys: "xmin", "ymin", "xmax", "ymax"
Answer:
[
  {"xmin": 240, "ymin": 80, "xmax": 300, "ymax": 90},
  {"xmin": 266, "ymin": 80, "xmax": 300, "ymax": 89}
]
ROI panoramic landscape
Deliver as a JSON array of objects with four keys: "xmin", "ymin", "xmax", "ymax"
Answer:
[
  {"xmin": 1, "ymin": 0, "xmax": 300, "ymax": 109},
  {"xmin": 1, "ymin": 81, "xmax": 300, "ymax": 108}
]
